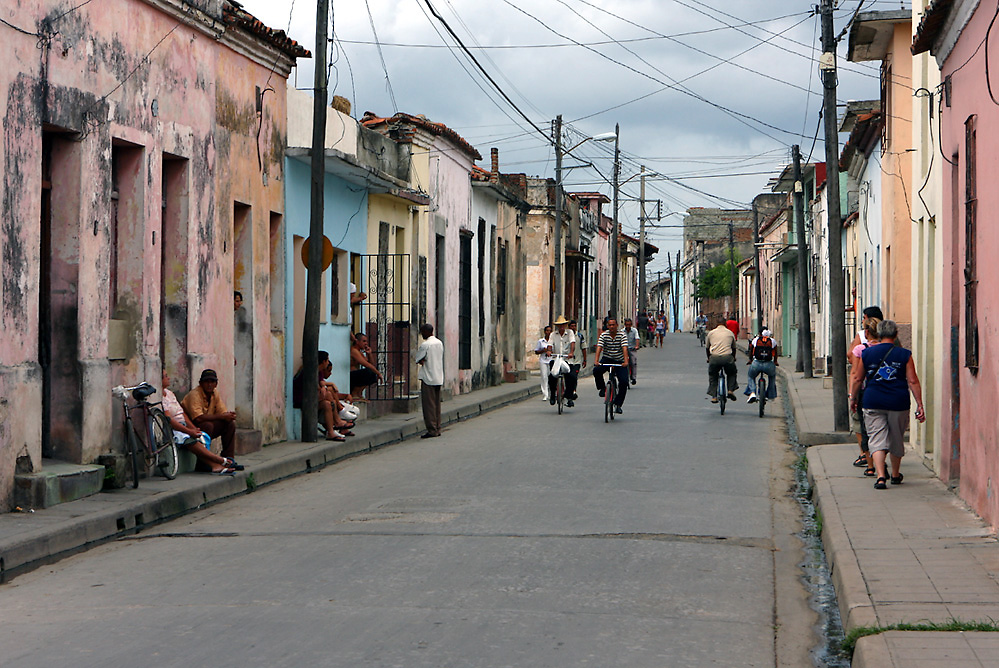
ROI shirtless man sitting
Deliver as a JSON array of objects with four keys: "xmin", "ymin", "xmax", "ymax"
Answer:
[{"xmin": 349, "ymin": 334, "xmax": 382, "ymax": 401}]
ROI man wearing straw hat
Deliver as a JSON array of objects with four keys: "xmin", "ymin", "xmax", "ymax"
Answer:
[{"xmin": 546, "ymin": 316, "xmax": 578, "ymax": 407}]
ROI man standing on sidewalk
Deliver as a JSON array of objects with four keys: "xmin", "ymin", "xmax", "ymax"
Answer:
[{"xmin": 415, "ymin": 323, "xmax": 445, "ymax": 439}]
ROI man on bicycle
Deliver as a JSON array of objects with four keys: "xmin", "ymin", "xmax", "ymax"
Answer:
[
  {"xmin": 706, "ymin": 322, "xmax": 738, "ymax": 404},
  {"xmin": 745, "ymin": 329, "xmax": 778, "ymax": 403},
  {"xmin": 695, "ymin": 313, "xmax": 708, "ymax": 339},
  {"xmin": 546, "ymin": 316, "xmax": 578, "ymax": 407},
  {"xmin": 623, "ymin": 317, "xmax": 640, "ymax": 385},
  {"xmin": 594, "ymin": 317, "xmax": 630, "ymax": 414},
  {"xmin": 568, "ymin": 319, "xmax": 587, "ymax": 369}
]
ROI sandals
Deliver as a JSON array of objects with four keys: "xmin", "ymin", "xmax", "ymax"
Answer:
[
  {"xmin": 212, "ymin": 467, "xmax": 237, "ymax": 476},
  {"xmin": 223, "ymin": 457, "xmax": 245, "ymax": 471},
  {"xmin": 326, "ymin": 432, "xmax": 346, "ymax": 442},
  {"xmin": 874, "ymin": 477, "xmax": 888, "ymax": 490},
  {"xmin": 864, "ymin": 466, "xmax": 876, "ymax": 477},
  {"xmin": 891, "ymin": 473, "xmax": 904, "ymax": 485},
  {"xmin": 853, "ymin": 454, "xmax": 868, "ymax": 467}
]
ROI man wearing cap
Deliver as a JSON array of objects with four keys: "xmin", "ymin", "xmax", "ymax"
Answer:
[
  {"xmin": 546, "ymin": 316, "xmax": 577, "ymax": 407},
  {"xmin": 181, "ymin": 369, "xmax": 237, "ymax": 459},
  {"xmin": 746, "ymin": 329, "xmax": 778, "ymax": 403}
]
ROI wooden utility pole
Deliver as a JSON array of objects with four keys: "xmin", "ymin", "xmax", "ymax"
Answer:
[
  {"xmin": 753, "ymin": 198, "xmax": 762, "ymax": 336},
  {"xmin": 793, "ymin": 145, "xmax": 813, "ymax": 378},
  {"xmin": 610, "ymin": 124, "xmax": 620, "ymax": 319},
  {"xmin": 639, "ymin": 166, "xmax": 647, "ymax": 314},
  {"xmin": 820, "ymin": 0, "xmax": 849, "ymax": 430},
  {"xmin": 673, "ymin": 249, "xmax": 680, "ymax": 329},
  {"xmin": 553, "ymin": 115, "xmax": 564, "ymax": 318},
  {"xmin": 728, "ymin": 222, "xmax": 736, "ymax": 320},
  {"xmin": 302, "ymin": 0, "xmax": 330, "ymax": 442}
]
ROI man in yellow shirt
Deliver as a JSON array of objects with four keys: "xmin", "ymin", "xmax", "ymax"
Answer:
[{"xmin": 181, "ymin": 369, "xmax": 237, "ymax": 459}]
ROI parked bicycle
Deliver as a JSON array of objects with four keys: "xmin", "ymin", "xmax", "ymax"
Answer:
[{"xmin": 112, "ymin": 383, "xmax": 178, "ymax": 488}]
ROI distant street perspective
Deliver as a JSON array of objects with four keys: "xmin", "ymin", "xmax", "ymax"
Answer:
[{"xmin": 0, "ymin": 336, "xmax": 815, "ymax": 667}]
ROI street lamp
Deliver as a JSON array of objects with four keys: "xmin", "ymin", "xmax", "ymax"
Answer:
[{"xmin": 552, "ymin": 116, "xmax": 616, "ymax": 321}]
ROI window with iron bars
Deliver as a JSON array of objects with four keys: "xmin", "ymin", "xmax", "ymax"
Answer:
[
  {"xmin": 459, "ymin": 231, "xmax": 473, "ymax": 369},
  {"xmin": 965, "ymin": 115, "xmax": 979, "ymax": 372}
]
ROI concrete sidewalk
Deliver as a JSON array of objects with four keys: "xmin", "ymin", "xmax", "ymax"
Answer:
[
  {"xmin": 0, "ymin": 379, "xmax": 542, "ymax": 582},
  {"xmin": 780, "ymin": 364, "xmax": 999, "ymax": 667}
]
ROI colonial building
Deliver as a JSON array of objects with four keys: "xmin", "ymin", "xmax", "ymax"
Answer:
[{"xmin": 0, "ymin": 0, "xmax": 306, "ymax": 509}]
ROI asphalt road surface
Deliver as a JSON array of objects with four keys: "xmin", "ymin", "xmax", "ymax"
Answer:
[{"xmin": 1, "ymin": 333, "xmax": 814, "ymax": 667}]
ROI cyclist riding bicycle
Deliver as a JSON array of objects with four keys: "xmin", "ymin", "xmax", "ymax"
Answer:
[
  {"xmin": 547, "ymin": 315, "xmax": 578, "ymax": 407},
  {"xmin": 745, "ymin": 328, "xmax": 778, "ymax": 404},
  {"xmin": 594, "ymin": 317, "xmax": 630, "ymax": 414},
  {"xmin": 695, "ymin": 313, "xmax": 708, "ymax": 338},
  {"xmin": 706, "ymin": 322, "xmax": 739, "ymax": 404}
]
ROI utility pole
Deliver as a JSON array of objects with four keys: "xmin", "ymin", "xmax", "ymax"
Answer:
[
  {"xmin": 302, "ymin": 0, "xmax": 330, "ymax": 442},
  {"xmin": 639, "ymin": 166, "xmax": 647, "ymax": 315},
  {"xmin": 728, "ymin": 222, "xmax": 736, "ymax": 321},
  {"xmin": 674, "ymin": 250, "xmax": 681, "ymax": 330},
  {"xmin": 753, "ymin": 198, "xmax": 763, "ymax": 336},
  {"xmin": 610, "ymin": 124, "xmax": 620, "ymax": 319},
  {"xmin": 821, "ymin": 0, "xmax": 849, "ymax": 430},
  {"xmin": 657, "ymin": 270, "xmax": 663, "ymax": 313},
  {"xmin": 553, "ymin": 115, "xmax": 564, "ymax": 319},
  {"xmin": 793, "ymin": 145, "xmax": 813, "ymax": 378}
]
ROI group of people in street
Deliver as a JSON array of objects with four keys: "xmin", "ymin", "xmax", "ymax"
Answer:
[
  {"xmin": 636, "ymin": 310, "xmax": 669, "ymax": 348},
  {"xmin": 847, "ymin": 306, "xmax": 926, "ymax": 490}
]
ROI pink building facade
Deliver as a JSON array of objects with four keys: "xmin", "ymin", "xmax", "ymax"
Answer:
[
  {"xmin": 913, "ymin": 0, "xmax": 999, "ymax": 526},
  {"xmin": 0, "ymin": 0, "xmax": 305, "ymax": 508}
]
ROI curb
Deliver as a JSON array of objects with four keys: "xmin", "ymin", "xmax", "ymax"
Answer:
[
  {"xmin": 774, "ymin": 364, "xmax": 855, "ymax": 445},
  {"xmin": 0, "ymin": 382, "xmax": 540, "ymax": 581}
]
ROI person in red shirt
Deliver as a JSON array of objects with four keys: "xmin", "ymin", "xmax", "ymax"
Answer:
[{"xmin": 725, "ymin": 318, "xmax": 739, "ymax": 339}]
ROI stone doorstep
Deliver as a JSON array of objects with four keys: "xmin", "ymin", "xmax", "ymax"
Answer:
[
  {"xmin": 234, "ymin": 428, "xmax": 262, "ymax": 455},
  {"xmin": 13, "ymin": 460, "xmax": 105, "ymax": 510}
]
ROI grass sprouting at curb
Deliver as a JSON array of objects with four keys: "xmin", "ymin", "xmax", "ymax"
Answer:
[{"xmin": 841, "ymin": 618, "xmax": 999, "ymax": 656}]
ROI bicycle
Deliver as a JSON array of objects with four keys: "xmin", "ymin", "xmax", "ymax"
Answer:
[
  {"xmin": 717, "ymin": 369, "xmax": 727, "ymax": 415},
  {"xmin": 550, "ymin": 354, "xmax": 570, "ymax": 415},
  {"xmin": 112, "ymin": 382, "xmax": 179, "ymax": 488},
  {"xmin": 601, "ymin": 363, "xmax": 624, "ymax": 423},
  {"xmin": 697, "ymin": 326, "xmax": 706, "ymax": 347},
  {"xmin": 757, "ymin": 374, "xmax": 768, "ymax": 418}
]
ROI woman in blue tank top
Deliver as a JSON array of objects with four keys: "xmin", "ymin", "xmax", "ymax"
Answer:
[{"xmin": 848, "ymin": 320, "xmax": 926, "ymax": 490}]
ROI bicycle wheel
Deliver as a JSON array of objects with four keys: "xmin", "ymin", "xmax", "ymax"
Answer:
[
  {"xmin": 126, "ymin": 424, "xmax": 141, "ymax": 489},
  {"xmin": 758, "ymin": 378, "xmax": 767, "ymax": 418},
  {"xmin": 557, "ymin": 375, "xmax": 564, "ymax": 415},
  {"xmin": 718, "ymin": 375, "xmax": 727, "ymax": 416},
  {"xmin": 150, "ymin": 407, "xmax": 178, "ymax": 479},
  {"xmin": 609, "ymin": 376, "xmax": 616, "ymax": 421},
  {"xmin": 604, "ymin": 377, "xmax": 612, "ymax": 423}
]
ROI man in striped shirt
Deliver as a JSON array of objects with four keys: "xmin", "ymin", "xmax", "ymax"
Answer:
[{"xmin": 594, "ymin": 317, "xmax": 630, "ymax": 414}]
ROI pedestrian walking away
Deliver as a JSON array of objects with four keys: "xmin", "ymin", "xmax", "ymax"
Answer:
[
  {"xmin": 850, "ymin": 319, "xmax": 925, "ymax": 490},
  {"xmin": 623, "ymin": 318, "xmax": 641, "ymax": 385},
  {"xmin": 847, "ymin": 305, "xmax": 884, "ymax": 473},
  {"xmin": 414, "ymin": 323, "xmax": 445, "ymax": 438}
]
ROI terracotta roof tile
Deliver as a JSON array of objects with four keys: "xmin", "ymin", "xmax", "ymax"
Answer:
[
  {"xmin": 911, "ymin": 0, "xmax": 955, "ymax": 55},
  {"xmin": 224, "ymin": 1, "xmax": 310, "ymax": 59},
  {"xmin": 360, "ymin": 112, "xmax": 482, "ymax": 161}
]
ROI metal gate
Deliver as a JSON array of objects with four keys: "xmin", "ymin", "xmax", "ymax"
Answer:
[{"xmin": 355, "ymin": 253, "xmax": 412, "ymax": 401}]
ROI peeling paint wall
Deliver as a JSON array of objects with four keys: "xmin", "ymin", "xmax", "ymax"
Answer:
[{"xmin": 0, "ymin": 0, "xmax": 297, "ymax": 509}]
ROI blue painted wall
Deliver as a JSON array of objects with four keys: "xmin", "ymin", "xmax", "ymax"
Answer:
[{"xmin": 284, "ymin": 157, "xmax": 369, "ymax": 440}]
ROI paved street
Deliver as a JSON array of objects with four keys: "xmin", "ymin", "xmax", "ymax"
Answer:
[{"xmin": 1, "ymin": 334, "xmax": 813, "ymax": 667}]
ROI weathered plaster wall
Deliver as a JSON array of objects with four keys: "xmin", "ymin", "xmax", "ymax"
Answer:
[
  {"xmin": 0, "ymin": 0, "xmax": 296, "ymax": 507},
  {"xmin": 910, "ymin": 0, "xmax": 945, "ymax": 469},
  {"xmin": 938, "ymin": 1, "xmax": 999, "ymax": 527}
]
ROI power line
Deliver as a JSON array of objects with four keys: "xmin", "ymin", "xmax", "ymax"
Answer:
[{"xmin": 364, "ymin": 0, "xmax": 398, "ymax": 112}]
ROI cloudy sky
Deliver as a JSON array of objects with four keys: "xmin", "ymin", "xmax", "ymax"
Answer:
[{"xmin": 239, "ymin": 0, "xmax": 910, "ymax": 274}]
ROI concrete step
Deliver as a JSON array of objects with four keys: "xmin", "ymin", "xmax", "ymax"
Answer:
[
  {"xmin": 13, "ymin": 459, "xmax": 104, "ymax": 510},
  {"xmin": 234, "ymin": 429, "xmax": 262, "ymax": 455}
]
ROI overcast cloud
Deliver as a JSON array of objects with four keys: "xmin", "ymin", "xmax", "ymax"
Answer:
[{"xmin": 238, "ymin": 0, "xmax": 908, "ymax": 272}]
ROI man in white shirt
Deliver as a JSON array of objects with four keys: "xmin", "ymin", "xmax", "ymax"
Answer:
[
  {"xmin": 534, "ymin": 325, "xmax": 553, "ymax": 401},
  {"xmin": 568, "ymin": 319, "xmax": 587, "ymax": 369},
  {"xmin": 414, "ymin": 323, "xmax": 445, "ymax": 438},
  {"xmin": 623, "ymin": 318, "xmax": 641, "ymax": 385},
  {"xmin": 546, "ymin": 316, "xmax": 577, "ymax": 407}
]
